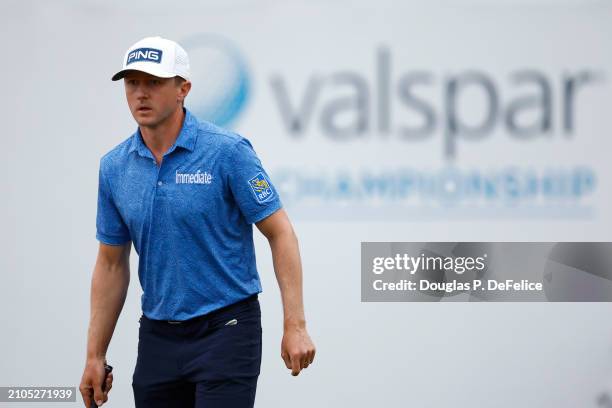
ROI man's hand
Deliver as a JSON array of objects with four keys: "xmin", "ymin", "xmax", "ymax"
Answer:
[
  {"xmin": 79, "ymin": 358, "xmax": 113, "ymax": 407},
  {"xmin": 281, "ymin": 325, "xmax": 316, "ymax": 376},
  {"xmin": 80, "ymin": 242, "xmax": 129, "ymax": 406},
  {"xmin": 256, "ymin": 209, "xmax": 316, "ymax": 377}
]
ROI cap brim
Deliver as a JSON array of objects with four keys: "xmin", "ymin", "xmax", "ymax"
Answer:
[{"xmin": 111, "ymin": 64, "xmax": 177, "ymax": 81}]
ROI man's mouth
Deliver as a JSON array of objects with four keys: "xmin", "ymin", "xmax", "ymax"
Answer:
[{"xmin": 137, "ymin": 107, "xmax": 152, "ymax": 112}]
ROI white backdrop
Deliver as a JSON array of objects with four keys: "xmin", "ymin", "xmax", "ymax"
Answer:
[{"xmin": 1, "ymin": 1, "xmax": 612, "ymax": 407}]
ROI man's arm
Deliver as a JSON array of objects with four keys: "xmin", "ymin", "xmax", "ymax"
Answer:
[
  {"xmin": 256, "ymin": 208, "xmax": 316, "ymax": 376},
  {"xmin": 79, "ymin": 242, "xmax": 131, "ymax": 407}
]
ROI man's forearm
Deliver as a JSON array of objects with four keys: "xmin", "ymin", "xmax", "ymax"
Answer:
[
  {"xmin": 86, "ymin": 260, "xmax": 130, "ymax": 361},
  {"xmin": 268, "ymin": 228, "xmax": 306, "ymax": 329}
]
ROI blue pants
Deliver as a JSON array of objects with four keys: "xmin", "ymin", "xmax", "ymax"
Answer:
[{"xmin": 132, "ymin": 294, "xmax": 262, "ymax": 408}]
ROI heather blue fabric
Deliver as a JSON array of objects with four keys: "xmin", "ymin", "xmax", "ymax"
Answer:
[{"xmin": 96, "ymin": 108, "xmax": 282, "ymax": 320}]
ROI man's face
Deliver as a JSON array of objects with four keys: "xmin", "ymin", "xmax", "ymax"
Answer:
[{"xmin": 123, "ymin": 71, "xmax": 190, "ymax": 128}]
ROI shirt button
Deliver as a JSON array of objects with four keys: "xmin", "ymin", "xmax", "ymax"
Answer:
[
  {"xmin": 158, "ymin": 181, "xmax": 163, "ymax": 186},
  {"xmin": 152, "ymin": 160, "xmax": 156, "ymax": 164}
]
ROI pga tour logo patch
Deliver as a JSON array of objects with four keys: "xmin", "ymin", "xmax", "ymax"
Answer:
[
  {"xmin": 249, "ymin": 173, "xmax": 274, "ymax": 203},
  {"xmin": 126, "ymin": 48, "xmax": 163, "ymax": 65}
]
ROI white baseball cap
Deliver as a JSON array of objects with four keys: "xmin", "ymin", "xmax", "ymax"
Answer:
[{"xmin": 111, "ymin": 36, "xmax": 190, "ymax": 81}]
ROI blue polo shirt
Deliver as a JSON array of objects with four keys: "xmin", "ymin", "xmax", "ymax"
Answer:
[{"xmin": 96, "ymin": 108, "xmax": 282, "ymax": 320}]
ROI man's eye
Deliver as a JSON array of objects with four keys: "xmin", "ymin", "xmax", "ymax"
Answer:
[{"xmin": 150, "ymin": 80, "xmax": 160, "ymax": 85}]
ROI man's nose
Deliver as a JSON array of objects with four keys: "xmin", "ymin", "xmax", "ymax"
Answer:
[{"xmin": 134, "ymin": 84, "xmax": 149, "ymax": 99}]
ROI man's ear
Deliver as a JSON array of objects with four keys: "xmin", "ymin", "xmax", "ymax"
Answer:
[{"xmin": 178, "ymin": 80, "xmax": 192, "ymax": 103}]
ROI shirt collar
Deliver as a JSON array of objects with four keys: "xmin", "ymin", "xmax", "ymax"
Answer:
[{"xmin": 128, "ymin": 108, "xmax": 198, "ymax": 157}]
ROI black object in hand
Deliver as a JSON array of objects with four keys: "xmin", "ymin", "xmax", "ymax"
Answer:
[{"xmin": 90, "ymin": 364, "xmax": 113, "ymax": 408}]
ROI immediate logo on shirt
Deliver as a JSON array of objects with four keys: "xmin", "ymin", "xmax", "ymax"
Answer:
[
  {"xmin": 175, "ymin": 169, "xmax": 213, "ymax": 184},
  {"xmin": 249, "ymin": 172, "xmax": 274, "ymax": 202}
]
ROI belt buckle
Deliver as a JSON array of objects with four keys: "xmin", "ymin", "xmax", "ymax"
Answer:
[{"xmin": 167, "ymin": 320, "xmax": 182, "ymax": 324}]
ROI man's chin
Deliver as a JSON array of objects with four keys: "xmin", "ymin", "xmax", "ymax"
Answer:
[{"xmin": 133, "ymin": 115, "xmax": 159, "ymax": 128}]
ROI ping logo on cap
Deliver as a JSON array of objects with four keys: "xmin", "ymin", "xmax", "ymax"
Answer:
[
  {"xmin": 249, "ymin": 172, "xmax": 274, "ymax": 203},
  {"xmin": 126, "ymin": 48, "xmax": 163, "ymax": 65}
]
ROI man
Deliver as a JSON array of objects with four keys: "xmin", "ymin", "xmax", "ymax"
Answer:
[{"xmin": 79, "ymin": 36, "xmax": 316, "ymax": 408}]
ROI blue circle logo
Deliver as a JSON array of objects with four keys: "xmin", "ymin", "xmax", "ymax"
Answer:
[{"xmin": 181, "ymin": 34, "xmax": 250, "ymax": 127}]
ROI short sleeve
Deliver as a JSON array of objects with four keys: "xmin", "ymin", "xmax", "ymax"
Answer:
[
  {"xmin": 96, "ymin": 160, "xmax": 131, "ymax": 245},
  {"xmin": 226, "ymin": 138, "xmax": 282, "ymax": 224}
]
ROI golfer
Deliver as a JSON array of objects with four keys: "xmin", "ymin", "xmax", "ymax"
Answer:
[{"xmin": 79, "ymin": 36, "xmax": 316, "ymax": 408}]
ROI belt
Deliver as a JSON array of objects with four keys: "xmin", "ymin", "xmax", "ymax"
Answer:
[{"xmin": 147, "ymin": 294, "xmax": 258, "ymax": 325}]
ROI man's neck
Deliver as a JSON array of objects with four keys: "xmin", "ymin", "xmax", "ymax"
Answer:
[{"xmin": 140, "ymin": 108, "xmax": 185, "ymax": 161}]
